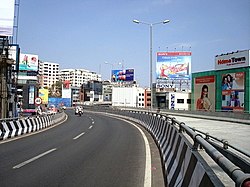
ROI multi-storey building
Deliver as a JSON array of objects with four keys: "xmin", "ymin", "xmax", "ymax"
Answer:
[
  {"xmin": 112, "ymin": 84, "xmax": 145, "ymax": 108},
  {"xmin": 60, "ymin": 69, "xmax": 101, "ymax": 88},
  {"xmin": 38, "ymin": 61, "xmax": 59, "ymax": 88},
  {"xmin": 144, "ymin": 88, "xmax": 151, "ymax": 109},
  {"xmin": 102, "ymin": 80, "xmax": 112, "ymax": 101}
]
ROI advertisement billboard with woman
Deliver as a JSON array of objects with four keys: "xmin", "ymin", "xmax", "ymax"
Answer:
[
  {"xmin": 194, "ymin": 76, "xmax": 215, "ymax": 111},
  {"xmin": 221, "ymin": 72, "xmax": 244, "ymax": 111}
]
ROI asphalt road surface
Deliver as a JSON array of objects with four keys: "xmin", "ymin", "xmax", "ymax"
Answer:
[{"xmin": 0, "ymin": 110, "xmax": 160, "ymax": 187}]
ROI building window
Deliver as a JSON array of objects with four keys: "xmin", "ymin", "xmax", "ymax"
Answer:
[
  {"xmin": 187, "ymin": 99, "xmax": 191, "ymax": 104},
  {"xmin": 177, "ymin": 99, "xmax": 184, "ymax": 103}
]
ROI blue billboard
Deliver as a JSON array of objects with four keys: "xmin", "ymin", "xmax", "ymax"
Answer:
[
  {"xmin": 48, "ymin": 98, "xmax": 71, "ymax": 108},
  {"xmin": 111, "ymin": 69, "xmax": 134, "ymax": 82}
]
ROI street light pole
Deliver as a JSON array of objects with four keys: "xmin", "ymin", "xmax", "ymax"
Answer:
[
  {"xmin": 150, "ymin": 24, "xmax": 153, "ymax": 109},
  {"xmin": 104, "ymin": 61, "xmax": 114, "ymax": 81},
  {"xmin": 133, "ymin": 19, "xmax": 170, "ymax": 110}
]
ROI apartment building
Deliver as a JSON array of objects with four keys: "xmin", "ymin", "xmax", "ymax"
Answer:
[
  {"xmin": 60, "ymin": 69, "xmax": 101, "ymax": 88},
  {"xmin": 38, "ymin": 61, "xmax": 60, "ymax": 88}
]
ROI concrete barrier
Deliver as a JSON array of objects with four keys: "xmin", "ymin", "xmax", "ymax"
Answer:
[{"xmin": 0, "ymin": 112, "xmax": 66, "ymax": 141}]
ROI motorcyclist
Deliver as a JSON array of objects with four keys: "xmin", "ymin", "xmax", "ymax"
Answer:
[{"xmin": 75, "ymin": 106, "xmax": 83, "ymax": 115}]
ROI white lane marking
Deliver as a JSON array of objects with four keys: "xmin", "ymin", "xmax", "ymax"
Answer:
[
  {"xmin": 89, "ymin": 125, "xmax": 93, "ymax": 129},
  {"xmin": 92, "ymin": 121, "xmax": 95, "ymax": 124},
  {"xmin": 73, "ymin": 132, "xmax": 85, "ymax": 140},
  {"xmin": 13, "ymin": 148, "xmax": 57, "ymax": 169},
  {"xmin": 123, "ymin": 120, "xmax": 151, "ymax": 187}
]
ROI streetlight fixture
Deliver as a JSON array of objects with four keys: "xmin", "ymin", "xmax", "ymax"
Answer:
[
  {"xmin": 104, "ymin": 61, "xmax": 114, "ymax": 81},
  {"xmin": 118, "ymin": 60, "xmax": 125, "ymax": 69},
  {"xmin": 104, "ymin": 61, "xmax": 114, "ymax": 69},
  {"xmin": 133, "ymin": 19, "xmax": 170, "ymax": 110}
]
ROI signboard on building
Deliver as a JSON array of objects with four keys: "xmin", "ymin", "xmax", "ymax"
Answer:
[
  {"xmin": 215, "ymin": 50, "xmax": 250, "ymax": 70},
  {"xmin": 19, "ymin": 53, "xmax": 39, "ymax": 71},
  {"xmin": 156, "ymin": 52, "xmax": 191, "ymax": 80},
  {"xmin": 221, "ymin": 72, "xmax": 244, "ymax": 112},
  {"xmin": 8, "ymin": 45, "xmax": 20, "ymax": 71},
  {"xmin": 0, "ymin": 0, "xmax": 15, "ymax": 36},
  {"xmin": 194, "ymin": 75, "xmax": 215, "ymax": 111},
  {"xmin": 28, "ymin": 85, "xmax": 35, "ymax": 105},
  {"xmin": 111, "ymin": 69, "xmax": 134, "ymax": 82}
]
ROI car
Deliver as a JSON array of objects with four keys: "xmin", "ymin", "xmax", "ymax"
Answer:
[{"xmin": 47, "ymin": 105, "xmax": 58, "ymax": 114}]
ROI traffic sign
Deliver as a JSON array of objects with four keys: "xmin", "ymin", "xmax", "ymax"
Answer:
[{"xmin": 35, "ymin": 97, "xmax": 42, "ymax": 105}]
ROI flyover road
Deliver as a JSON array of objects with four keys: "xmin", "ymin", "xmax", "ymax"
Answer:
[
  {"xmin": 0, "ymin": 110, "xmax": 164, "ymax": 187},
  {"xmin": 171, "ymin": 115, "xmax": 250, "ymax": 155}
]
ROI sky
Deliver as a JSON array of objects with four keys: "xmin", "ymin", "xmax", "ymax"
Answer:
[{"xmin": 16, "ymin": 0, "xmax": 250, "ymax": 87}]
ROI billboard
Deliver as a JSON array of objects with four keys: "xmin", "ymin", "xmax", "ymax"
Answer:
[
  {"xmin": 48, "ymin": 98, "xmax": 71, "ymax": 108},
  {"xmin": 39, "ymin": 88, "xmax": 48, "ymax": 104},
  {"xmin": 0, "ymin": 0, "xmax": 15, "ymax": 36},
  {"xmin": 19, "ymin": 53, "xmax": 39, "ymax": 71},
  {"xmin": 194, "ymin": 76, "xmax": 215, "ymax": 111},
  {"xmin": 8, "ymin": 45, "xmax": 20, "ymax": 71},
  {"xmin": 111, "ymin": 69, "xmax": 134, "ymax": 82},
  {"xmin": 215, "ymin": 50, "xmax": 250, "ymax": 70},
  {"xmin": 62, "ymin": 88, "xmax": 72, "ymax": 99},
  {"xmin": 221, "ymin": 72, "xmax": 244, "ymax": 112},
  {"xmin": 28, "ymin": 85, "xmax": 35, "ymax": 105},
  {"xmin": 156, "ymin": 52, "xmax": 191, "ymax": 80}
]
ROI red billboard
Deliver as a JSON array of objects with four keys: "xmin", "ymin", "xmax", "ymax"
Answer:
[{"xmin": 194, "ymin": 75, "xmax": 215, "ymax": 111}]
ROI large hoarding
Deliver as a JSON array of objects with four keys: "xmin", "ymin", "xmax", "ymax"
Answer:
[
  {"xmin": 221, "ymin": 72, "xmax": 244, "ymax": 112},
  {"xmin": 28, "ymin": 85, "xmax": 35, "ymax": 105},
  {"xmin": 194, "ymin": 75, "xmax": 215, "ymax": 111},
  {"xmin": 48, "ymin": 98, "xmax": 71, "ymax": 108},
  {"xmin": 0, "ymin": 0, "xmax": 15, "ymax": 36},
  {"xmin": 215, "ymin": 50, "xmax": 250, "ymax": 70},
  {"xmin": 8, "ymin": 45, "xmax": 20, "ymax": 71},
  {"xmin": 156, "ymin": 52, "xmax": 191, "ymax": 80},
  {"xmin": 39, "ymin": 88, "xmax": 48, "ymax": 104},
  {"xmin": 111, "ymin": 69, "xmax": 134, "ymax": 82},
  {"xmin": 19, "ymin": 53, "xmax": 39, "ymax": 71}
]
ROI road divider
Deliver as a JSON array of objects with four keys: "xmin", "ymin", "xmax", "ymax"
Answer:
[{"xmin": 0, "ymin": 112, "xmax": 66, "ymax": 141}]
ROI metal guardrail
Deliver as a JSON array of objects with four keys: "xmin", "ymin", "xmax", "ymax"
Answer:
[
  {"xmin": 171, "ymin": 117, "xmax": 250, "ymax": 187},
  {"xmin": 84, "ymin": 106, "xmax": 250, "ymax": 187}
]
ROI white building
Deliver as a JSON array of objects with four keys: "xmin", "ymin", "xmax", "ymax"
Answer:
[
  {"xmin": 112, "ymin": 86, "xmax": 145, "ymax": 108},
  {"xmin": 166, "ymin": 91, "xmax": 191, "ymax": 110},
  {"xmin": 60, "ymin": 69, "xmax": 101, "ymax": 87},
  {"xmin": 38, "ymin": 61, "xmax": 59, "ymax": 88}
]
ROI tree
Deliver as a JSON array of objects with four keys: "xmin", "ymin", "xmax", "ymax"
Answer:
[{"xmin": 49, "ymin": 81, "xmax": 63, "ymax": 97}]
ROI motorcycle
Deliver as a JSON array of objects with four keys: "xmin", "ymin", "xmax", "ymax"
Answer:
[{"xmin": 78, "ymin": 110, "xmax": 83, "ymax": 116}]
